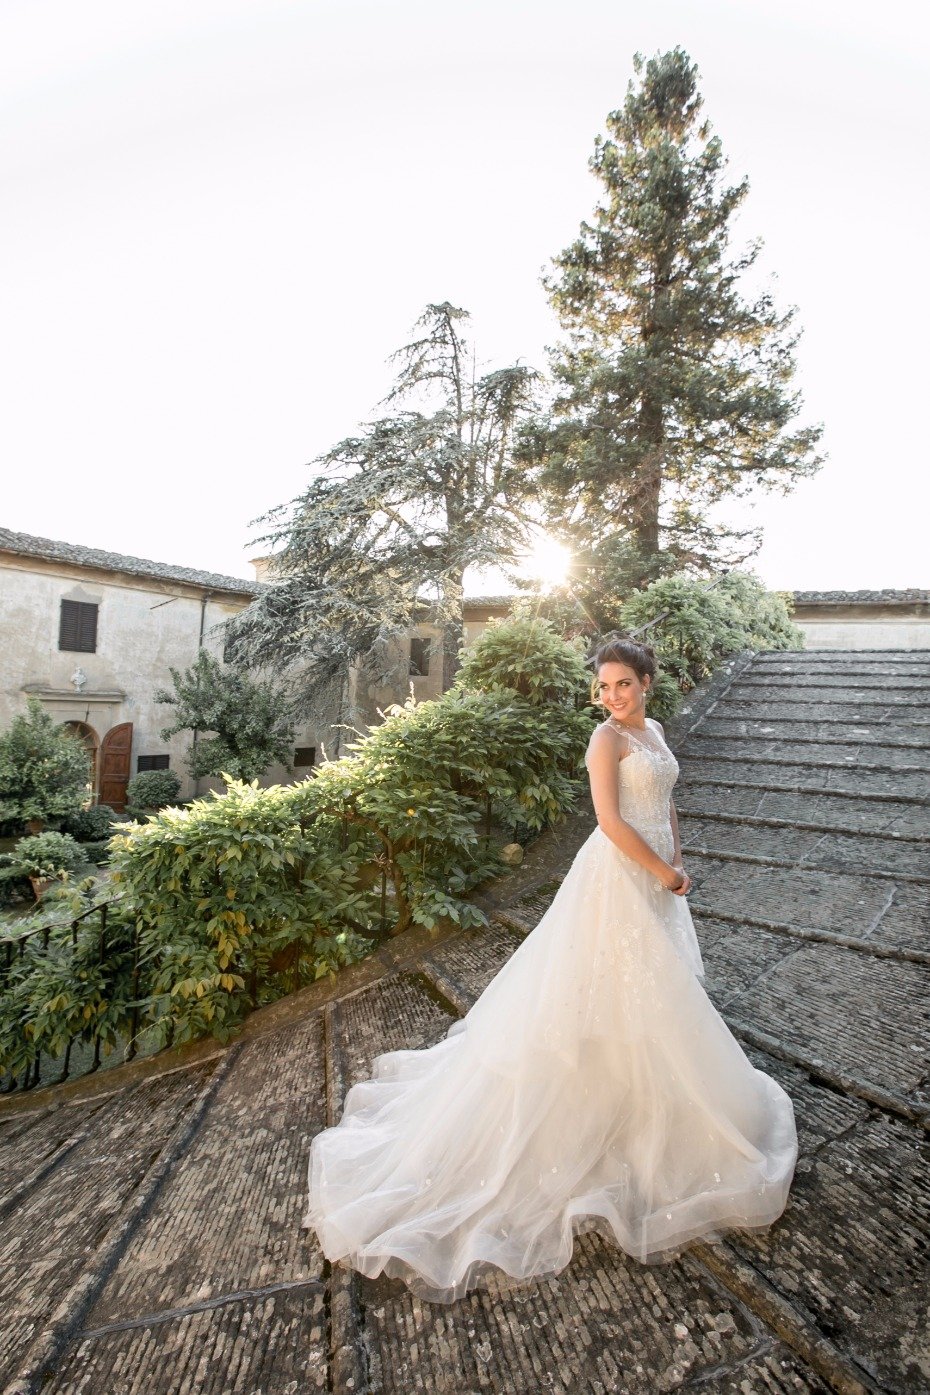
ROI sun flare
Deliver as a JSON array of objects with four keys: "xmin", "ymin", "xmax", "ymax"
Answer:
[{"xmin": 522, "ymin": 534, "xmax": 572, "ymax": 589}]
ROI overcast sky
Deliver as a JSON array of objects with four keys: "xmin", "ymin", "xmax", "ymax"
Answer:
[{"xmin": 1, "ymin": 0, "xmax": 927, "ymax": 592}]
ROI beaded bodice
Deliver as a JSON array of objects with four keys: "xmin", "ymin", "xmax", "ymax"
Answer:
[{"xmin": 586, "ymin": 719, "xmax": 679, "ymax": 848}]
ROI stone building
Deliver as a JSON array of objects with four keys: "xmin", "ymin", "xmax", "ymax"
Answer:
[
  {"xmin": 0, "ymin": 529, "xmax": 511, "ymax": 810},
  {"xmin": 0, "ymin": 528, "xmax": 272, "ymax": 808}
]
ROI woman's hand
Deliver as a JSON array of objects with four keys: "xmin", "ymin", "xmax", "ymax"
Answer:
[{"xmin": 664, "ymin": 864, "xmax": 692, "ymax": 896}]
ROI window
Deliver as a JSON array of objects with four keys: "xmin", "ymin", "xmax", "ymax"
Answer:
[
  {"xmin": 410, "ymin": 637, "xmax": 431, "ymax": 676},
  {"xmin": 59, "ymin": 599, "xmax": 98, "ymax": 653},
  {"xmin": 294, "ymin": 746, "xmax": 316, "ymax": 768},
  {"xmin": 137, "ymin": 754, "xmax": 170, "ymax": 772}
]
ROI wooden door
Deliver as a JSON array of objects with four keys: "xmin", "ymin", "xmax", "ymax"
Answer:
[{"xmin": 99, "ymin": 722, "xmax": 133, "ymax": 811}]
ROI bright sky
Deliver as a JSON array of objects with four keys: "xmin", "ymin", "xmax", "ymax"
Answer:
[{"xmin": 2, "ymin": 0, "xmax": 927, "ymax": 593}]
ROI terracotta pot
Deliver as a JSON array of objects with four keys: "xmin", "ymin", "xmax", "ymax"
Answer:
[
  {"xmin": 28, "ymin": 876, "xmax": 54, "ymax": 901},
  {"xmin": 24, "ymin": 819, "xmax": 45, "ymax": 835}
]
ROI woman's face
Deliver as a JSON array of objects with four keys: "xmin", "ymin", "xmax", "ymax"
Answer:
[{"xmin": 596, "ymin": 661, "xmax": 649, "ymax": 722}]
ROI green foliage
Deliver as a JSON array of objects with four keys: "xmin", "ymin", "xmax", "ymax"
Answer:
[
  {"xmin": 529, "ymin": 47, "xmax": 824, "ymax": 577},
  {"xmin": 109, "ymin": 780, "xmax": 373, "ymax": 1047},
  {"xmin": 613, "ymin": 570, "xmax": 801, "ymax": 721},
  {"xmin": 156, "ymin": 649, "xmax": 296, "ymax": 781},
  {"xmin": 62, "ymin": 804, "xmax": 120, "ymax": 842},
  {"xmin": 0, "ymin": 698, "xmax": 92, "ymax": 829},
  {"xmin": 0, "ymin": 881, "xmax": 137, "ymax": 1078},
  {"xmin": 0, "ymin": 831, "xmax": 84, "ymax": 882},
  {"xmin": 125, "ymin": 769, "xmax": 182, "ymax": 814},
  {"xmin": 454, "ymin": 612, "xmax": 589, "ymax": 705}
]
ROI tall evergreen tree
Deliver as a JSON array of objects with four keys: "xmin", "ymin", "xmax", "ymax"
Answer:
[
  {"xmin": 227, "ymin": 303, "xmax": 538, "ymax": 710},
  {"xmin": 530, "ymin": 47, "xmax": 823, "ymax": 583}
]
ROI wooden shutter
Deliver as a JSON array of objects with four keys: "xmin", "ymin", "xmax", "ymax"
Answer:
[
  {"xmin": 99, "ymin": 722, "xmax": 133, "ymax": 811},
  {"xmin": 59, "ymin": 600, "xmax": 98, "ymax": 653}
]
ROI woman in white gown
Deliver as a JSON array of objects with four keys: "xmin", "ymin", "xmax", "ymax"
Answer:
[{"xmin": 303, "ymin": 639, "xmax": 798, "ymax": 1303}]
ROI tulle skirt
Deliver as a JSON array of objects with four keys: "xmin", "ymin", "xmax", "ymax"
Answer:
[{"xmin": 303, "ymin": 823, "xmax": 798, "ymax": 1303}]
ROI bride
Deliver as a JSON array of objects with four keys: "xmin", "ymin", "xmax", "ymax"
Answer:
[{"xmin": 303, "ymin": 637, "xmax": 798, "ymax": 1303}]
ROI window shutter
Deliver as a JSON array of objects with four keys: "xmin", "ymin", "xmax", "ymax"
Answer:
[
  {"xmin": 137, "ymin": 755, "xmax": 170, "ymax": 772},
  {"xmin": 59, "ymin": 600, "xmax": 98, "ymax": 653}
]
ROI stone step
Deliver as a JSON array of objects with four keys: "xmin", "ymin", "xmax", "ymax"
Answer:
[
  {"xmin": 681, "ymin": 734, "xmax": 929, "ymax": 775},
  {"xmin": 678, "ymin": 752, "xmax": 930, "ymax": 799},
  {"xmin": 751, "ymin": 648, "xmax": 930, "ymax": 662},
  {"xmin": 734, "ymin": 675, "xmax": 929, "ymax": 692},
  {"xmin": 695, "ymin": 718, "xmax": 930, "ymax": 755},
  {"xmin": 676, "ymin": 783, "xmax": 928, "ymax": 835},
  {"xmin": 683, "ymin": 854, "xmax": 930, "ymax": 954},
  {"xmin": 719, "ymin": 698, "xmax": 930, "ymax": 723},
  {"xmin": 0, "ymin": 1066, "xmax": 215, "ymax": 1388},
  {"xmin": 678, "ymin": 812, "xmax": 929, "ymax": 879},
  {"xmin": 77, "ymin": 1013, "xmax": 330, "ymax": 1332}
]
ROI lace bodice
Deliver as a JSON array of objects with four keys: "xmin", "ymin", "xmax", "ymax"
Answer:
[{"xmin": 585, "ymin": 718, "xmax": 679, "ymax": 839}]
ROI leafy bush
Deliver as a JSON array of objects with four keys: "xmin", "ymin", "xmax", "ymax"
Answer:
[
  {"xmin": 0, "ymin": 881, "xmax": 137, "ymax": 1079},
  {"xmin": 0, "ymin": 699, "xmax": 92, "ymax": 830},
  {"xmin": 109, "ymin": 779, "xmax": 374, "ymax": 1045},
  {"xmin": 62, "ymin": 804, "xmax": 120, "ymax": 842},
  {"xmin": 0, "ymin": 831, "xmax": 84, "ymax": 882},
  {"xmin": 455, "ymin": 612, "xmax": 589, "ymax": 704},
  {"xmin": 615, "ymin": 571, "xmax": 802, "ymax": 721},
  {"xmin": 125, "ymin": 768, "xmax": 182, "ymax": 815}
]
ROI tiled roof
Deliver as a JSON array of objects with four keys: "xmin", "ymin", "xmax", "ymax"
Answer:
[
  {"xmin": 0, "ymin": 527, "xmax": 261, "ymax": 597},
  {"xmin": 793, "ymin": 589, "xmax": 929, "ymax": 606}
]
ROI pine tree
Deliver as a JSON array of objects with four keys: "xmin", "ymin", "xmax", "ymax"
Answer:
[
  {"xmin": 228, "ymin": 303, "xmax": 539, "ymax": 708},
  {"xmin": 531, "ymin": 47, "xmax": 824, "ymax": 583}
]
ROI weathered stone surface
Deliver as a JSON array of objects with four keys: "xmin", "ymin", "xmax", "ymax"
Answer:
[
  {"xmin": 729, "ymin": 1055, "xmax": 930, "ymax": 1393},
  {"xmin": 724, "ymin": 698, "xmax": 930, "ymax": 724},
  {"xmin": 0, "ymin": 1067, "xmax": 214, "ymax": 1387},
  {"xmin": 45, "ymin": 1285, "xmax": 328, "ymax": 1394},
  {"xmin": 676, "ymin": 782, "xmax": 929, "ymax": 835},
  {"xmin": 679, "ymin": 814, "xmax": 928, "ymax": 878},
  {"xmin": 726, "ymin": 943, "xmax": 929, "ymax": 1097},
  {"xmin": 735, "ymin": 675, "xmax": 930, "ymax": 693},
  {"xmin": 699, "ymin": 715, "xmax": 930, "ymax": 749},
  {"xmin": 678, "ymin": 754, "xmax": 930, "ymax": 799},
  {"xmin": 683, "ymin": 732, "xmax": 929, "ymax": 773},
  {"xmin": 337, "ymin": 972, "xmax": 457, "ymax": 1095},
  {"xmin": 685, "ymin": 853, "xmax": 930, "ymax": 950},
  {"xmin": 423, "ymin": 921, "xmax": 525, "ymax": 1000},
  {"xmin": 81, "ymin": 1014, "xmax": 328, "ymax": 1329},
  {"xmin": 359, "ymin": 1233, "xmax": 830, "ymax": 1394}
]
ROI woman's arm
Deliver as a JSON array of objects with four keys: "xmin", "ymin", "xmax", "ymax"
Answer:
[{"xmin": 586, "ymin": 726, "xmax": 685, "ymax": 890}]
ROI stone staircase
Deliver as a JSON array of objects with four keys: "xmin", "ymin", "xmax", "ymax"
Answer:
[{"xmin": 1, "ymin": 649, "xmax": 927, "ymax": 1395}]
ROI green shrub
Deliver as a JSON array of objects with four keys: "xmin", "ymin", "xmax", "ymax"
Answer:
[
  {"xmin": 62, "ymin": 804, "xmax": 119, "ymax": 842},
  {"xmin": 109, "ymin": 779, "xmax": 373, "ymax": 1045},
  {"xmin": 455, "ymin": 612, "xmax": 589, "ymax": 705},
  {"xmin": 616, "ymin": 571, "xmax": 802, "ymax": 721},
  {"xmin": 0, "ymin": 831, "xmax": 84, "ymax": 882},
  {"xmin": 0, "ymin": 698, "xmax": 92, "ymax": 830},
  {"xmin": 125, "ymin": 769, "xmax": 182, "ymax": 814},
  {"xmin": 0, "ymin": 880, "xmax": 136, "ymax": 1078}
]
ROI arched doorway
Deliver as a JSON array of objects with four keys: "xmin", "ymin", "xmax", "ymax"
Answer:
[{"xmin": 63, "ymin": 720, "xmax": 99, "ymax": 800}]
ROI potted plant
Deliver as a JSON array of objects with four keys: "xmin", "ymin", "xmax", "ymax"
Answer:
[{"xmin": 0, "ymin": 831, "xmax": 85, "ymax": 900}]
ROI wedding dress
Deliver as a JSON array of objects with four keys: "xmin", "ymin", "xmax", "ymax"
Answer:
[{"xmin": 303, "ymin": 718, "xmax": 798, "ymax": 1303}]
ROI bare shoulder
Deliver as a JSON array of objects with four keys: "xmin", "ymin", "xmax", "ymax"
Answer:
[{"xmin": 586, "ymin": 720, "xmax": 624, "ymax": 761}]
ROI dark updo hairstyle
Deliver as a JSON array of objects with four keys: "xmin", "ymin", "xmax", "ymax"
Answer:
[{"xmin": 589, "ymin": 636, "xmax": 658, "ymax": 704}]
